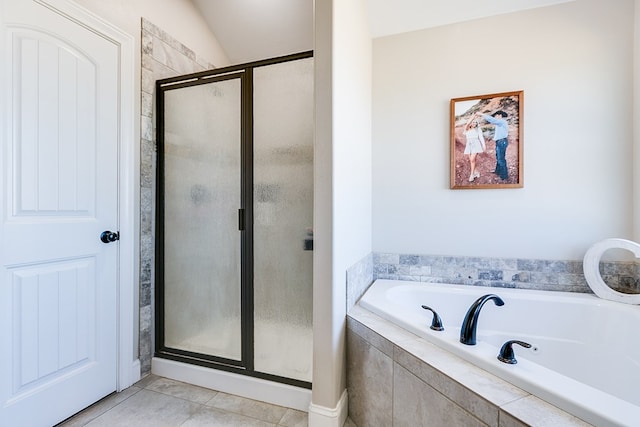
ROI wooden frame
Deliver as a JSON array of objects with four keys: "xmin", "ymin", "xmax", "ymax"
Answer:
[{"xmin": 450, "ymin": 90, "xmax": 523, "ymax": 189}]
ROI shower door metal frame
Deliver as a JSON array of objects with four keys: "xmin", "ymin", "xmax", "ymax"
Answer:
[{"xmin": 155, "ymin": 51, "xmax": 313, "ymax": 390}]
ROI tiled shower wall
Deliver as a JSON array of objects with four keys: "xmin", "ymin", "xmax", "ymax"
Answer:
[
  {"xmin": 346, "ymin": 252, "xmax": 640, "ymax": 311},
  {"xmin": 139, "ymin": 19, "xmax": 216, "ymax": 375}
]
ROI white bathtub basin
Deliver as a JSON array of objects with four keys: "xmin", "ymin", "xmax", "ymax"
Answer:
[{"xmin": 359, "ymin": 279, "xmax": 640, "ymax": 427}]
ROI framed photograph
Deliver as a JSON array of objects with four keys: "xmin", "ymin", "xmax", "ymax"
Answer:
[{"xmin": 450, "ymin": 90, "xmax": 523, "ymax": 189}]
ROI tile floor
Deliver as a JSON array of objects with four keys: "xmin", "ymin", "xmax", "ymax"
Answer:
[{"xmin": 57, "ymin": 375, "xmax": 356, "ymax": 427}]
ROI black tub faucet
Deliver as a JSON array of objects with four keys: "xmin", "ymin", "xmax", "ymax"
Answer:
[
  {"xmin": 421, "ymin": 305, "xmax": 444, "ymax": 331},
  {"xmin": 460, "ymin": 294, "xmax": 504, "ymax": 345},
  {"xmin": 498, "ymin": 340, "xmax": 531, "ymax": 364}
]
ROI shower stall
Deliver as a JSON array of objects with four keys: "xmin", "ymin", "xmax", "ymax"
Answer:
[{"xmin": 155, "ymin": 52, "xmax": 313, "ymax": 390}]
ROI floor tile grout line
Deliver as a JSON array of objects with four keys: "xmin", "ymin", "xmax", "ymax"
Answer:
[
  {"xmin": 140, "ymin": 386, "xmax": 218, "ymax": 406},
  {"xmin": 140, "ymin": 376, "xmax": 292, "ymax": 415},
  {"xmin": 92, "ymin": 387, "xmax": 147, "ymax": 425},
  {"xmin": 139, "ymin": 387, "xmax": 286, "ymax": 425},
  {"xmin": 65, "ymin": 386, "xmax": 144, "ymax": 427},
  {"xmin": 61, "ymin": 375, "xmax": 311, "ymax": 427},
  {"xmin": 143, "ymin": 379, "xmax": 292, "ymax": 424},
  {"xmin": 176, "ymin": 400, "xmax": 285, "ymax": 427}
]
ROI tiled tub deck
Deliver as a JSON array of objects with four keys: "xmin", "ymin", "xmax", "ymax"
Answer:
[{"xmin": 346, "ymin": 304, "xmax": 592, "ymax": 427}]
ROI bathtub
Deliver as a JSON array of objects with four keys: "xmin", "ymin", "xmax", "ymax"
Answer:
[{"xmin": 358, "ymin": 279, "xmax": 640, "ymax": 427}]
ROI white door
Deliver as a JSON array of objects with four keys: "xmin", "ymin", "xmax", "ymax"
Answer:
[{"xmin": 0, "ymin": 1, "xmax": 120, "ymax": 425}]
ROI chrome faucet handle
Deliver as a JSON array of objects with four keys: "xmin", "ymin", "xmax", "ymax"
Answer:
[
  {"xmin": 497, "ymin": 340, "xmax": 532, "ymax": 364},
  {"xmin": 421, "ymin": 305, "xmax": 444, "ymax": 331}
]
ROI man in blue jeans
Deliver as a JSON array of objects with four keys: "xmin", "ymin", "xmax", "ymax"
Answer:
[{"xmin": 478, "ymin": 110, "xmax": 509, "ymax": 180}]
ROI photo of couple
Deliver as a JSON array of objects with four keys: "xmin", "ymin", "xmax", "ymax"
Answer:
[{"xmin": 450, "ymin": 91, "xmax": 523, "ymax": 189}]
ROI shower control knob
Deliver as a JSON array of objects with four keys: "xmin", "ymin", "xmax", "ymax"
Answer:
[{"xmin": 100, "ymin": 230, "xmax": 120, "ymax": 243}]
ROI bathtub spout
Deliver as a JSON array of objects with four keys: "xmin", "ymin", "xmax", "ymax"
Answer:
[{"xmin": 460, "ymin": 294, "xmax": 505, "ymax": 345}]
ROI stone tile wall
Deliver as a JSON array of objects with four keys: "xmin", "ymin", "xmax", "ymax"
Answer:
[
  {"xmin": 345, "ymin": 251, "xmax": 640, "ymax": 312},
  {"xmin": 374, "ymin": 253, "xmax": 591, "ymax": 292},
  {"xmin": 139, "ymin": 18, "xmax": 216, "ymax": 376},
  {"xmin": 346, "ymin": 253, "xmax": 374, "ymax": 310}
]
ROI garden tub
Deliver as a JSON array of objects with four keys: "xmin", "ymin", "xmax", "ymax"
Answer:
[{"xmin": 358, "ymin": 279, "xmax": 640, "ymax": 427}]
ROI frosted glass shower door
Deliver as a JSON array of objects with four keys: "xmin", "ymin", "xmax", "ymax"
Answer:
[
  {"xmin": 253, "ymin": 57, "xmax": 314, "ymax": 382},
  {"xmin": 161, "ymin": 76, "xmax": 243, "ymax": 361}
]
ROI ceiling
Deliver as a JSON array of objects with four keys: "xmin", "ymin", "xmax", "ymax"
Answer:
[
  {"xmin": 192, "ymin": 0, "xmax": 574, "ymax": 65},
  {"xmin": 192, "ymin": 0, "xmax": 313, "ymax": 64}
]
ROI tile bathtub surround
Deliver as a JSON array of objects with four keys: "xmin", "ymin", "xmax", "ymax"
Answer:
[
  {"xmin": 372, "ymin": 252, "xmax": 640, "ymax": 294},
  {"xmin": 346, "ymin": 253, "xmax": 374, "ymax": 310},
  {"xmin": 139, "ymin": 19, "xmax": 216, "ymax": 375},
  {"xmin": 346, "ymin": 305, "xmax": 592, "ymax": 427},
  {"xmin": 345, "ymin": 252, "xmax": 639, "ymax": 314}
]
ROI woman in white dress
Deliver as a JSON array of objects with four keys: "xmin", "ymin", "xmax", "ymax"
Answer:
[{"xmin": 463, "ymin": 116, "xmax": 486, "ymax": 182}]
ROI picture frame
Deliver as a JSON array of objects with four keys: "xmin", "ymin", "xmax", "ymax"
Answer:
[{"xmin": 450, "ymin": 90, "xmax": 523, "ymax": 189}]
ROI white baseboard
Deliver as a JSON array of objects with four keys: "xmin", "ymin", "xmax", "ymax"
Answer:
[
  {"xmin": 130, "ymin": 359, "xmax": 141, "ymax": 384},
  {"xmin": 151, "ymin": 357, "xmax": 311, "ymax": 411},
  {"xmin": 118, "ymin": 359, "xmax": 141, "ymax": 392},
  {"xmin": 308, "ymin": 389, "xmax": 348, "ymax": 427}
]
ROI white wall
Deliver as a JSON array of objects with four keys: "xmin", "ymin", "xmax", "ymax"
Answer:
[
  {"xmin": 635, "ymin": 0, "xmax": 640, "ymax": 242},
  {"xmin": 331, "ymin": 0, "xmax": 373, "ymax": 403},
  {"xmin": 372, "ymin": 0, "xmax": 634, "ymax": 260},
  {"xmin": 333, "ymin": 0, "xmax": 374, "ymax": 275},
  {"xmin": 312, "ymin": 0, "xmax": 373, "ymax": 420},
  {"xmin": 75, "ymin": 0, "xmax": 229, "ymax": 68}
]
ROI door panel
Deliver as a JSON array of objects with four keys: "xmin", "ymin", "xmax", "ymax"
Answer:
[
  {"xmin": 1, "ymin": 1, "xmax": 119, "ymax": 425},
  {"xmin": 11, "ymin": 258, "xmax": 95, "ymax": 391},
  {"xmin": 15, "ymin": 31, "xmax": 97, "ymax": 215},
  {"xmin": 253, "ymin": 58, "xmax": 314, "ymax": 382},
  {"xmin": 162, "ymin": 77, "xmax": 243, "ymax": 361}
]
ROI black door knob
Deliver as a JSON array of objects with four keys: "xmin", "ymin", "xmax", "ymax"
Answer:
[{"xmin": 100, "ymin": 231, "xmax": 120, "ymax": 243}]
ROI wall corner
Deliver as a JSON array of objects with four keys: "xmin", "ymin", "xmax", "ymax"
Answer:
[{"xmin": 308, "ymin": 389, "xmax": 348, "ymax": 427}]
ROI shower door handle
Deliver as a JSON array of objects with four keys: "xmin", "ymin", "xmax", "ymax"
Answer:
[{"xmin": 238, "ymin": 209, "xmax": 245, "ymax": 231}]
